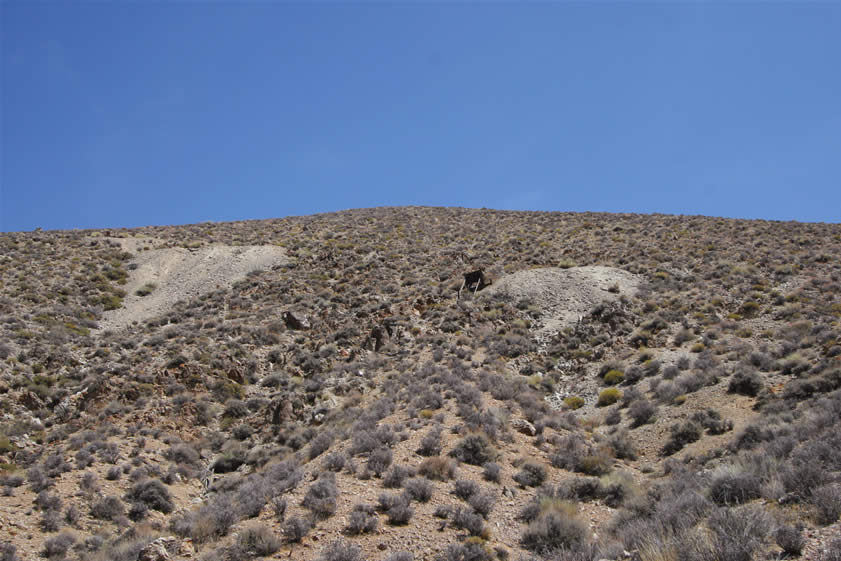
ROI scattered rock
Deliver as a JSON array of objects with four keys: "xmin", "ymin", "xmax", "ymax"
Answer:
[
  {"xmin": 138, "ymin": 537, "xmax": 179, "ymax": 561},
  {"xmin": 283, "ymin": 311, "xmax": 310, "ymax": 330},
  {"xmin": 510, "ymin": 419, "xmax": 537, "ymax": 436},
  {"xmin": 19, "ymin": 391, "xmax": 44, "ymax": 411}
]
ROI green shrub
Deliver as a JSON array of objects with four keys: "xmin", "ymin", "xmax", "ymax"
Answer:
[
  {"xmin": 98, "ymin": 293, "xmax": 123, "ymax": 310},
  {"xmin": 603, "ymin": 370, "xmax": 624, "ymax": 385},
  {"xmin": 597, "ymin": 388, "xmax": 621, "ymax": 407},
  {"xmin": 563, "ymin": 396, "xmax": 585, "ymax": 410}
]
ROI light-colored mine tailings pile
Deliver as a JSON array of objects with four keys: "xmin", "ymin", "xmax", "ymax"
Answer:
[
  {"xmin": 480, "ymin": 265, "xmax": 642, "ymax": 336},
  {"xmin": 97, "ymin": 239, "xmax": 289, "ymax": 332}
]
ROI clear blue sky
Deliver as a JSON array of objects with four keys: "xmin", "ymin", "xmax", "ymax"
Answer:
[{"xmin": 2, "ymin": 2, "xmax": 840, "ymax": 231}]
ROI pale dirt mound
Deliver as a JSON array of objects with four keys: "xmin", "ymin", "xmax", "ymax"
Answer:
[
  {"xmin": 480, "ymin": 266, "xmax": 642, "ymax": 336},
  {"xmin": 97, "ymin": 239, "xmax": 289, "ymax": 332}
]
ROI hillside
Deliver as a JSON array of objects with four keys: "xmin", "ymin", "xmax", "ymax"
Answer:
[{"xmin": 1, "ymin": 207, "xmax": 840, "ymax": 561}]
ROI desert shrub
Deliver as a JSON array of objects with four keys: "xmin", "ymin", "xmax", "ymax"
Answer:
[
  {"xmin": 439, "ymin": 541, "xmax": 493, "ymax": 561},
  {"xmin": 272, "ymin": 496, "xmax": 287, "ymax": 521},
  {"xmin": 708, "ymin": 470, "xmax": 761, "ymax": 506},
  {"xmin": 27, "ymin": 466, "xmax": 53, "ymax": 492},
  {"xmin": 383, "ymin": 465, "xmax": 413, "ymax": 488},
  {"xmin": 125, "ymin": 478, "xmax": 173, "ymax": 514},
  {"xmin": 235, "ymin": 474, "xmax": 269, "ymax": 518},
  {"xmin": 451, "ymin": 506, "xmax": 485, "ymax": 536},
  {"xmin": 691, "ymin": 409, "xmax": 733, "ymax": 435},
  {"xmin": 601, "ymin": 475, "xmax": 635, "ymax": 508},
  {"xmin": 627, "ymin": 399, "xmax": 657, "ymax": 427},
  {"xmin": 449, "ymin": 433, "xmax": 496, "ymax": 466},
  {"xmin": 345, "ymin": 503, "xmax": 378, "ymax": 535},
  {"xmin": 608, "ymin": 430, "xmax": 638, "ymax": 461},
  {"xmin": 237, "ymin": 524, "xmax": 280, "ymax": 557},
  {"xmin": 164, "ymin": 443, "xmax": 200, "ymax": 466},
  {"xmin": 733, "ymin": 424, "xmax": 774, "ymax": 451},
  {"xmin": 172, "ymin": 493, "xmax": 237, "ymax": 542},
  {"xmin": 550, "ymin": 433, "xmax": 589, "ymax": 471},
  {"xmin": 263, "ymin": 459, "xmax": 302, "ymax": 492},
  {"xmin": 324, "ymin": 451, "xmax": 347, "ymax": 472},
  {"xmin": 747, "ymin": 351, "xmax": 774, "ymax": 371},
  {"xmin": 366, "ymin": 446, "xmax": 393, "ymax": 477},
  {"xmin": 513, "ymin": 462, "xmax": 546, "ymax": 488},
  {"xmin": 558, "ymin": 477, "xmax": 603, "ymax": 501},
  {"xmin": 318, "ymin": 540, "xmax": 362, "ymax": 561},
  {"xmin": 642, "ymin": 359, "xmax": 662, "ymax": 378},
  {"xmin": 36, "ymin": 490, "xmax": 62, "ymax": 511},
  {"xmin": 386, "ymin": 494, "xmax": 413, "ymax": 525},
  {"xmin": 106, "ymin": 465, "xmax": 122, "ymax": 480},
  {"xmin": 821, "ymin": 537, "xmax": 841, "ymax": 561},
  {"xmin": 468, "ymin": 491, "xmax": 496, "ymax": 518},
  {"xmin": 0, "ymin": 542, "xmax": 18, "ymax": 561},
  {"xmin": 783, "ymin": 460, "xmax": 831, "ymax": 500},
  {"xmin": 623, "ymin": 365, "xmax": 644, "ymax": 385},
  {"xmin": 482, "ymin": 462, "xmax": 501, "ymax": 483},
  {"xmin": 43, "ymin": 532, "xmax": 75, "ymax": 558},
  {"xmin": 521, "ymin": 512, "xmax": 588, "ymax": 554},
  {"xmin": 223, "ymin": 398, "xmax": 249, "ymax": 419},
  {"xmin": 662, "ymin": 364, "xmax": 679, "ymax": 379},
  {"xmin": 403, "ymin": 477, "xmax": 433, "ymax": 502},
  {"xmin": 706, "ymin": 505, "xmax": 772, "ymax": 561},
  {"xmin": 597, "ymin": 388, "xmax": 621, "ymax": 407},
  {"xmin": 434, "ymin": 504, "xmax": 453, "ymax": 519},
  {"xmin": 377, "ymin": 491, "xmax": 402, "ymax": 512},
  {"xmin": 419, "ymin": 456, "xmax": 457, "ymax": 481},
  {"xmin": 349, "ymin": 429, "xmax": 378, "ymax": 457},
  {"xmin": 576, "ymin": 450, "xmax": 614, "ymax": 476},
  {"xmin": 775, "ymin": 524, "xmax": 805, "ymax": 557},
  {"xmin": 604, "ymin": 406, "xmax": 622, "ymax": 426},
  {"xmin": 728, "ymin": 369, "xmax": 764, "ymax": 396},
  {"xmin": 811, "ymin": 484, "xmax": 841, "ymax": 525},
  {"xmin": 453, "ymin": 479, "xmax": 481, "ymax": 500},
  {"xmin": 282, "ymin": 516, "xmax": 310, "ymax": 543},
  {"xmin": 40, "ymin": 510, "xmax": 61, "ymax": 532},
  {"xmin": 383, "ymin": 553, "xmax": 413, "ymax": 561},
  {"xmin": 308, "ymin": 431, "xmax": 334, "ymax": 460},
  {"xmin": 302, "ymin": 472, "xmax": 338, "ymax": 519},
  {"xmin": 212, "ymin": 451, "xmax": 245, "ymax": 473},
  {"xmin": 660, "ymin": 421, "xmax": 702, "ymax": 456},
  {"xmin": 63, "ymin": 505, "xmax": 79, "ymax": 527},
  {"xmin": 128, "ymin": 501, "xmax": 148, "ymax": 521},
  {"xmin": 90, "ymin": 495, "xmax": 125, "ymax": 520},
  {"xmin": 417, "ymin": 427, "xmax": 443, "ymax": 456}
]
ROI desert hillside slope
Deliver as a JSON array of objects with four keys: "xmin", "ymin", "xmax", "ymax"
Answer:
[{"xmin": 1, "ymin": 207, "xmax": 840, "ymax": 561}]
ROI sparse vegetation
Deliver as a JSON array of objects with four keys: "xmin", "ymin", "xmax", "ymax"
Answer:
[{"xmin": 2, "ymin": 208, "xmax": 840, "ymax": 559}]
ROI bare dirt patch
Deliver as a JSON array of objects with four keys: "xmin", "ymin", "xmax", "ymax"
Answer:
[
  {"xmin": 480, "ymin": 266, "xmax": 643, "ymax": 336},
  {"xmin": 96, "ymin": 239, "xmax": 289, "ymax": 331}
]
